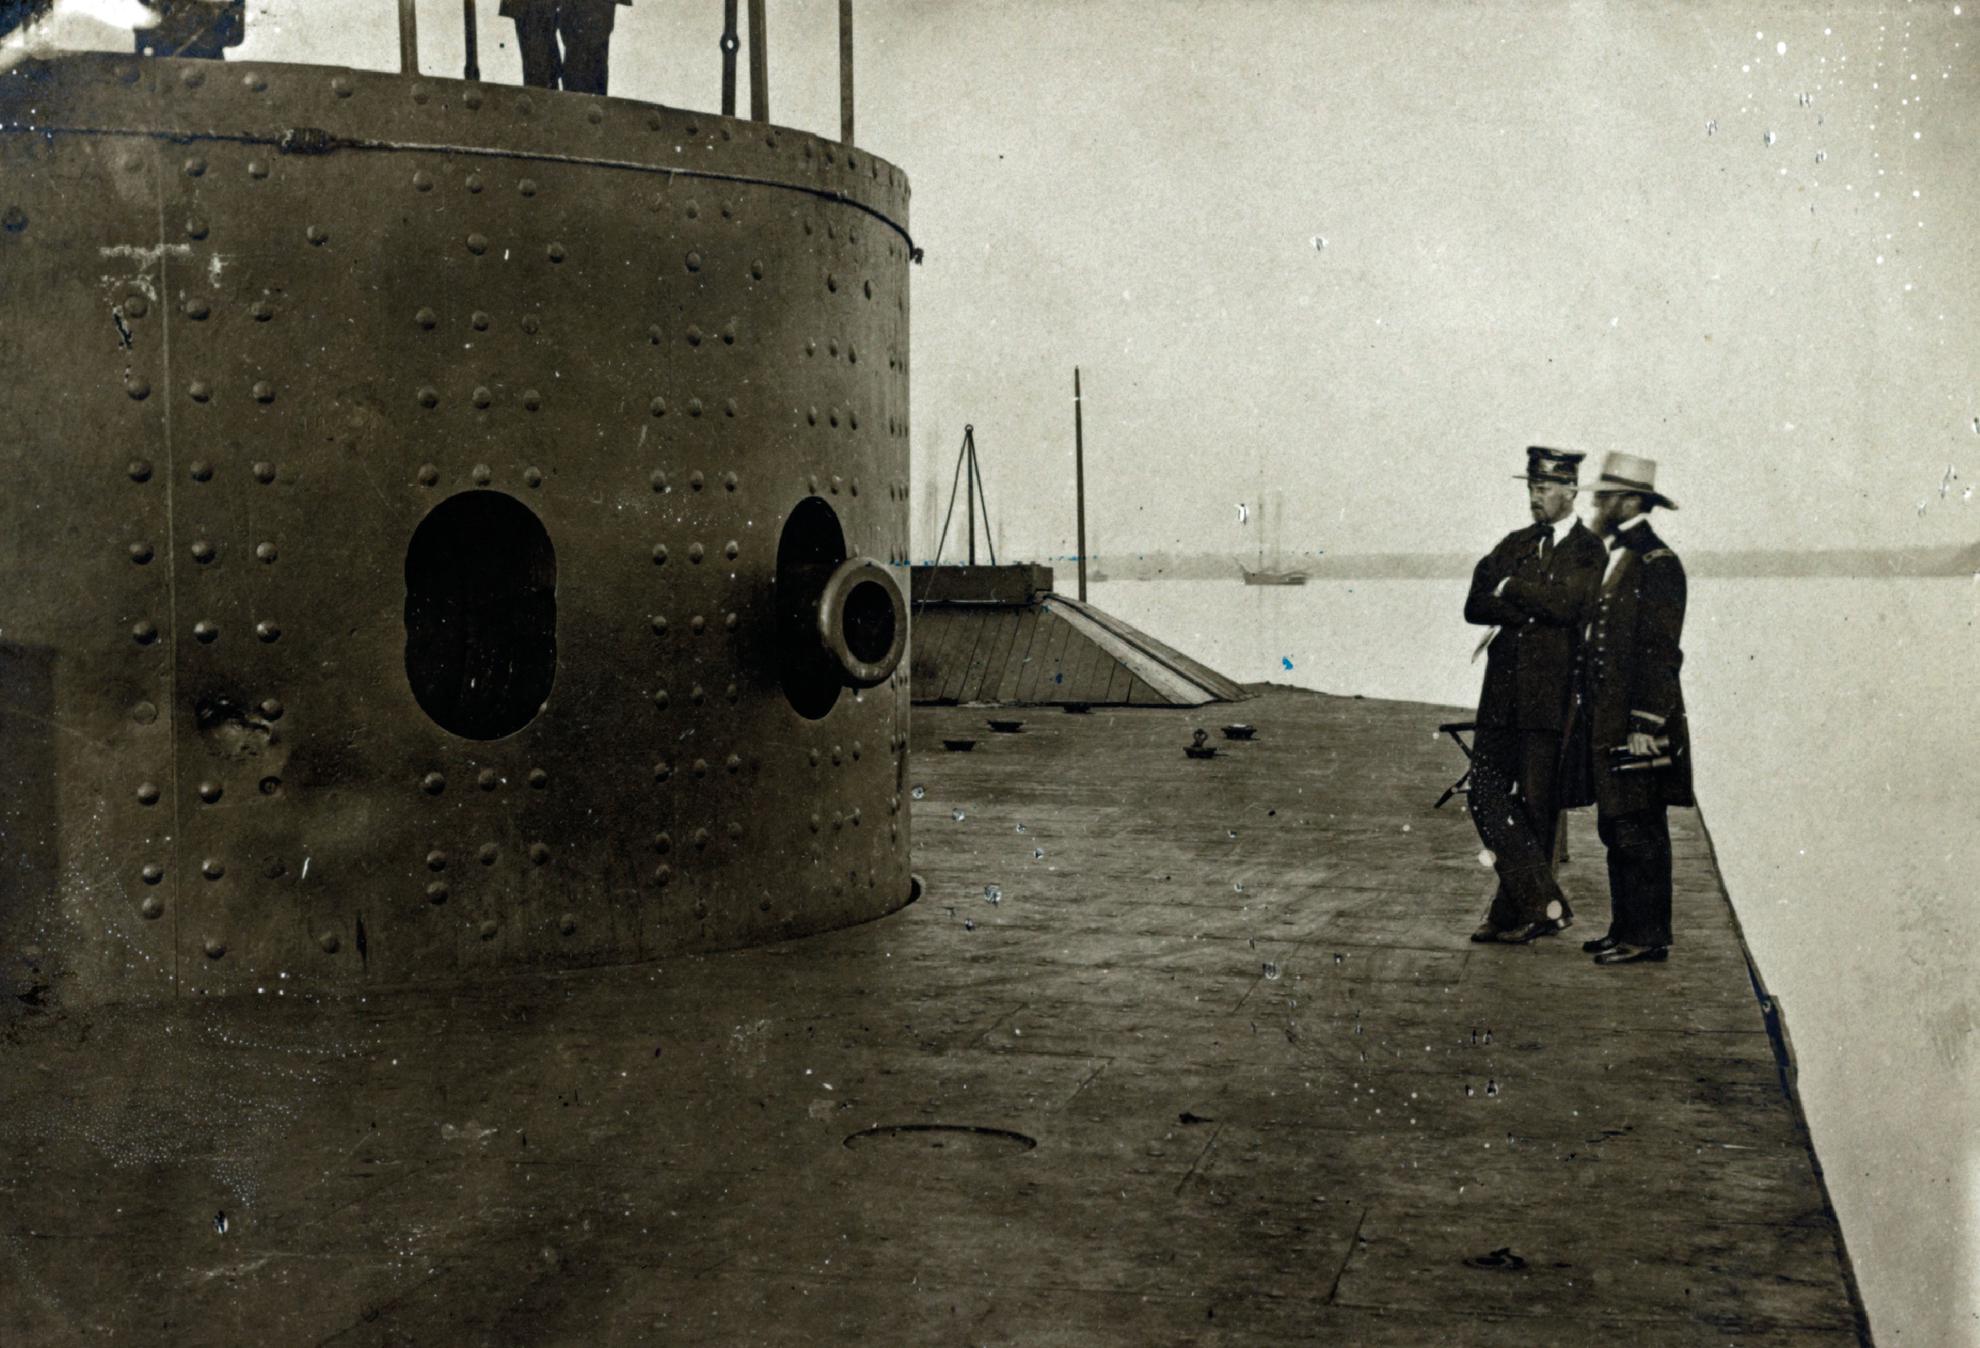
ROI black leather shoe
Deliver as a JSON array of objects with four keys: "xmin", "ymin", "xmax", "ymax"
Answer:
[
  {"xmin": 1492, "ymin": 922, "xmax": 1547, "ymax": 944},
  {"xmin": 1582, "ymin": 934, "xmax": 1619, "ymax": 954},
  {"xmin": 1468, "ymin": 923, "xmax": 1502, "ymax": 944},
  {"xmin": 1593, "ymin": 944, "xmax": 1669, "ymax": 966}
]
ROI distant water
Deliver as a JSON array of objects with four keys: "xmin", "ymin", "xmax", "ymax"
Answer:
[{"xmin": 1090, "ymin": 575, "xmax": 1980, "ymax": 1348}]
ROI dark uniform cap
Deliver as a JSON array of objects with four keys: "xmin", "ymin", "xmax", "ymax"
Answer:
[{"xmin": 1518, "ymin": 446, "xmax": 1585, "ymax": 485}]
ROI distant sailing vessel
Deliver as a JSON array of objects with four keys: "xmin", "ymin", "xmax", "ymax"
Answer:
[{"xmin": 1239, "ymin": 490, "xmax": 1310, "ymax": 584}]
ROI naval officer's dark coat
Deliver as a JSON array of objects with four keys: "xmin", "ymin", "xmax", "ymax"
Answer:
[
  {"xmin": 1560, "ymin": 521, "xmax": 1694, "ymax": 816},
  {"xmin": 1464, "ymin": 520, "xmax": 1608, "ymax": 731}
]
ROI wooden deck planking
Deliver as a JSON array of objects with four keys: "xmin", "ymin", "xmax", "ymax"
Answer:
[
  {"xmin": 990, "ymin": 607, "xmax": 1043, "ymax": 703},
  {"xmin": 0, "ymin": 687, "xmax": 1863, "ymax": 1346},
  {"xmin": 962, "ymin": 609, "xmax": 1022, "ymax": 703}
]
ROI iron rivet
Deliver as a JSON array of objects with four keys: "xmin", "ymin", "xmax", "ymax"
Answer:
[
  {"xmin": 412, "ymin": 170, "xmax": 433, "ymax": 191},
  {"xmin": 750, "ymin": 261, "xmax": 764, "ymax": 279},
  {"xmin": 721, "ymin": 201, "xmax": 733, "ymax": 218},
  {"xmin": 830, "ymin": 475, "xmax": 843, "ymax": 494},
  {"xmin": 306, "ymin": 224, "xmax": 328, "ymax": 245},
  {"xmin": 188, "ymin": 620, "xmax": 218, "ymax": 644},
  {"xmin": 727, "ymin": 822, "xmax": 742, "ymax": 839},
  {"xmin": 726, "ymin": 754, "xmax": 741, "ymax": 773},
  {"xmin": 852, "ymin": 741, "xmax": 863, "ymax": 760},
  {"xmin": 806, "ymin": 340, "xmax": 817, "ymax": 356},
  {"xmin": 650, "ymin": 396, "xmax": 668, "ymax": 417},
  {"xmin": 255, "ymin": 542, "xmax": 277, "ymax": 563},
  {"xmin": 808, "ymin": 749, "xmax": 820, "ymax": 766},
  {"xmin": 691, "ymin": 756, "xmax": 708, "ymax": 775},
  {"xmin": 470, "ymin": 310, "xmax": 490, "ymax": 331},
  {"xmin": 132, "ymin": 701, "xmax": 158, "ymax": 725},
  {"xmin": 523, "ymin": 392, "xmax": 542, "ymax": 413},
  {"xmin": 724, "ymin": 398, "xmax": 738, "ymax": 417},
  {"xmin": 725, "ymin": 683, "xmax": 737, "ymax": 702},
  {"xmin": 654, "ymin": 689, "xmax": 670, "ymax": 709},
  {"xmin": 190, "ymin": 539, "xmax": 215, "ymax": 562},
  {"xmin": 558, "ymin": 913, "xmax": 576, "ymax": 935},
  {"xmin": 471, "ymin": 386, "xmax": 492, "ymax": 409},
  {"xmin": 685, "ymin": 200, "xmax": 700, "ymax": 219},
  {"xmin": 124, "ymin": 294, "xmax": 149, "ymax": 318},
  {"xmin": 466, "ymin": 172, "xmax": 485, "ymax": 192},
  {"xmin": 422, "ymin": 772, "xmax": 446, "ymax": 795},
  {"xmin": 650, "ymin": 469, "xmax": 669, "ymax": 491},
  {"xmin": 654, "ymin": 760, "xmax": 673, "ymax": 781},
  {"xmin": 518, "ymin": 177, "xmax": 537, "ymax": 196},
  {"xmin": 522, "ymin": 313, "xmax": 540, "ymax": 334},
  {"xmin": 690, "ymin": 686, "xmax": 706, "ymax": 706},
  {"xmin": 331, "ymin": 76, "xmax": 353, "ymax": 97},
  {"xmin": 686, "ymin": 325, "xmax": 703, "ymax": 346},
  {"xmin": 465, "ymin": 89, "xmax": 483, "ymax": 109},
  {"xmin": 850, "ymin": 477, "xmax": 859, "ymax": 493},
  {"xmin": 651, "ymin": 544, "xmax": 669, "ymax": 565},
  {"xmin": 427, "ymin": 881, "xmax": 449, "ymax": 904},
  {"xmin": 685, "ymin": 251, "xmax": 702, "ymax": 272},
  {"xmin": 201, "ymin": 858, "xmax": 224, "ymax": 880},
  {"xmin": 809, "ymin": 814, "xmax": 821, "ymax": 833},
  {"xmin": 478, "ymin": 843, "xmax": 499, "ymax": 866},
  {"xmin": 125, "ymin": 377, "xmax": 150, "ymax": 401},
  {"xmin": 250, "ymin": 300, "xmax": 273, "ymax": 322},
  {"xmin": 586, "ymin": 106, "xmax": 603, "ymax": 124},
  {"xmin": 829, "ymin": 410, "xmax": 840, "ymax": 428},
  {"xmin": 693, "ymin": 827, "xmax": 711, "ymax": 849},
  {"xmin": 253, "ymin": 381, "xmax": 275, "ymax": 404},
  {"xmin": 723, "ymin": 473, "xmax": 738, "ymax": 491},
  {"xmin": 255, "ymin": 620, "xmax": 281, "ymax": 643},
  {"xmin": 477, "ymin": 768, "xmax": 499, "ymax": 791},
  {"xmin": 141, "ymin": 896, "xmax": 164, "ymax": 919},
  {"xmin": 183, "ymin": 295, "xmax": 208, "ymax": 316},
  {"xmin": 826, "ymin": 273, "xmax": 838, "ymax": 293},
  {"xmin": 724, "ymin": 540, "xmax": 739, "ymax": 560},
  {"xmin": 190, "ymin": 460, "xmax": 213, "ymax": 482},
  {"xmin": 260, "ymin": 696, "xmax": 283, "ymax": 719},
  {"xmin": 690, "ymin": 615, "xmax": 706, "ymax": 635},
  {"xmin": 831, "ymin": 746, "xmax": 843, "ymax": 765},
  {"xmin": 141, "ymin": 862, "xmax": 164, "ymax": 885},
  {"xmin": 417, "ymin": 464, "xmax": 439, "ymax": 485},
  {"xmin": 724, "ymin": 612, "xmax": 738, "ymax": 630},
  {"xmin": 829, "ymin": 340, "xmax": 839, "ymax": 357},
  {"xmin": 653, "ymin": 832, "xmax": 672, "ymax": 854},
  {"xmin": 184, "ymin": 156, "xmax": 206, "ymax": 177},
  {"xmin": 532, "ymin": 843, "xmax": 552, "ymax": 866},
  {"xmin": 651, "ymin": 615, "xmax": 668, "ymax": 635},
  {"xmin": 128, "ymin": 459, "xmax": 153, "ymax": 482},
  {"xmin": 129, "ymin": 541, "xmax": 153, "ymax": 564},
  {"xmin": 646, "ymin": 111, "xmax": 662, "ymax": 131},
  {"xmin": 690, "ymin": 471, "xmax": 705, "ymax": 491},
  {"xmin": 318, "ymin": 932, "xmax": 340, "ymax": 953},
  {"xmin": 410, "ymin": 83, "xmax": 429, "ymax": 105},
  {"xmin": 198, "ymin": 781, "xmax": 222, "ymax": 803},
  {"xmin": 688, "ymin": 543, "xmax": 705, "ymax": 563},
  {"xmin": 248, "ymin": 159, "xmax": 268, "ymax": 179},
  {"xmin": 136, "ymin": 781, "xmax": 160, "ymax": 805},
  {"xmin": 654, "ymin": 864, "xmax": 672, "ymax": 886},
  {"xmin": 524, "ymin": 465, "xmax": 542, "ymax": 485},
  {"xmin": 864, "ymin": 280, "xmax": 873, "ymax": 299},
  {"xmin": 547, "ymin": 242, "xmax": 565, "ymax": 262},
  {"xmin": 528, "ymin": 768, "xmax": 548, "ymax": 789},
  {"xmin": 466, "ymin": 233, "xmax": 488, "ymax": 254},
  {"xmin": 471, "ymin": 463, "xmax": 492, "ymax": 484},
  {"xmin": 204, "ymin": 939, "xmax": 226, "ymax": 959},
  {"xmin": 426, "ymin": 850, "xmax": 448, "ymax": 871},
  {"xmin": 721, "ymin": 323, "xmax": 735, "ymax": 345}
]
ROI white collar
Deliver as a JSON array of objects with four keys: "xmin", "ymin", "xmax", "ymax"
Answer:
[
  {"xmin": 1545, "ymin": 515, "xmax": 1576, "ymax": 545},
  {"xmin": 1611, "ymin": 515, "xmax": 1650, "ymax": 539}
]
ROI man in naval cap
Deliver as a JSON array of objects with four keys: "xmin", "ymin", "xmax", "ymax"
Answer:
[
  {"xmin": 1559, "ymin": 452, "xmax": 1693, "ymax": 965},
  {"xmin": 1463, "ymin": 446, "xmax": 1608, "ymax": 945}
]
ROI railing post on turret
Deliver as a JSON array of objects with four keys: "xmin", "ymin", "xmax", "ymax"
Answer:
[
  {"xmin": 397, "ymin": 0, "xmax": 418, "ymax": 74},
  {"xmin": 747, "ymin": 0, "xmax": 768, "ymax": 120},
  {"xmin": 721, "ymin": 0, "xmax": 739, "ymax": 116},
  {"xmin": 462, "ymin": 0, "xmax": 479, "ymax": 81},
  {"xmin": 839, "ymin": 0, "xmax": 854, "ymax": 143}
]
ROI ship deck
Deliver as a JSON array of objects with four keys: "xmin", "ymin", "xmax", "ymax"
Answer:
[{"xmin": 0, "ymin": 688, "xmax": 1865, "ymax": 1344}]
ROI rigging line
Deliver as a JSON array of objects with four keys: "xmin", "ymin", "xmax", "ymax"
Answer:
[
  {"xmin": 919, "ymin": 426, "xmax": 971, "ymax": 609},
  {"xmin": 967, "ymin": 430, "xmax": 997, "ymax": 566}
]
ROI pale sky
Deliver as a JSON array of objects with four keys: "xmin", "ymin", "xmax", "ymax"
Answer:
[{"xmin": 28, "ymin": 0, "xmax": 1980, "ymax": 557}]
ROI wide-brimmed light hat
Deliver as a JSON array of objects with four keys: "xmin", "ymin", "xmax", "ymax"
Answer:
[{"xmin": 1580, "ymin": 451, "xmax": 1677, "ymax": 510}]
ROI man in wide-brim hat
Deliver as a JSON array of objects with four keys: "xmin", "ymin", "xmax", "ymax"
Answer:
[
  {"xmin": 1558, "ymin": 451, "xmax": 1694, "ymax": 965},
  {"xmin": 1462, "ymin": 446, "xmax": 1608, "ymax": 945}
]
